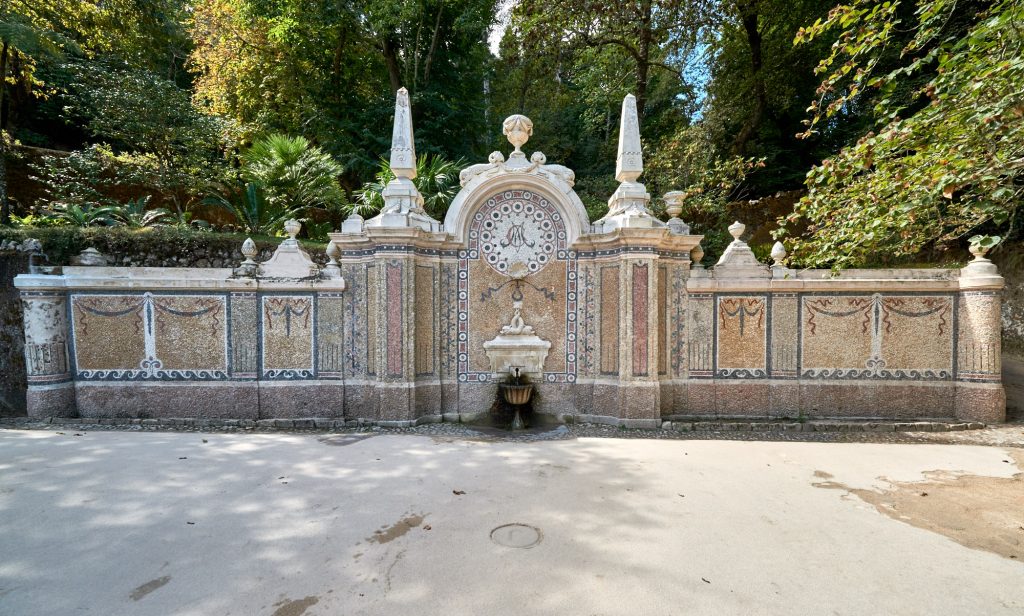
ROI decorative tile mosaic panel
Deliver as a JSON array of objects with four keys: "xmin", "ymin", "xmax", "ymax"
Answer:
[
  {"xmin": 577, "ymin": 263, "xmax": 597, "ymax": 378},
  {"xmin": 657, "ymin": 266, "xmax": 667, "ymax": 376},
  {"xmin": 632, "ymin": 263, "xmax": 649, "ymax": 377},
  {"xmin": 957, "ymin": 291, "xmax": 1001, "ymax": 381},
  {"xmin": 72, "ymin": 293, "xmax": 227, "ymax": 379},
  {"xmin": 342, "ymin": 263, "xmax": 370, "ymax": 379},
  {"xmin": 669, "ymin": 266, "xmax": 686, "ymax": 378},
  {"xmin": 415, "ymin": 265, "xmax": 436, "ymax": 376},
  {"xmin": 599, "ymin": 265, "xmax": 620, "ymax": 376},
  {"xmin": 801, "ymin": 294, "xmax": 953, "ymax": 380},
  {"xmin": 262, "ymin": 295, "xmax": 314, "ymax": 378},
  {"xmin": 153, "ymin": 296, "xmax": 227, "ymax": 372},
  {"xmin": 366, "ymin": 264, "xmax": 379, "ymax": 377},
  {"xmin": 459, "ymin": 189, "xmax": 576, "ymax": 383},
  {"xmin": 439, "ymin": 262, "xmax": 458, "ymax": 378},
  {"xmin": 386, "ymin": 262, "xmax": 404, "ymax": 377},
  {"xmin": 687, "ymin": 294, "xmax": 714, "ymax": 377},
  {"xmin": 230, "ymin": 293, "xmax": 258, "ymax": 378},
  {"xmin": 769, "ymin": 294, "xmax": 798, "ymax": 378},
  {"xmin": 716, "ymin": 296, "xmax": 767, "ymax": 378},
  {"xmin": 317, "ymin": 293, "xmax": 345, "ymax": 378}
]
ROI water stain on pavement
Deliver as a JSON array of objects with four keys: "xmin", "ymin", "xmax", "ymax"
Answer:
[
  {"xmin": 271, "ymin": 596, "xmax": 319, "ymax": 616},
  {"xmin": 367, "ymin": 514, "xmax": 426, "ymax": 544},
  {"xmin": 814, "ymin": 450, "xmax": 1024, "ymax": 561},
  {"xmin": 129, "ymin": 576, "xmax": 171, "ymax": 601},
  {"xmin": 318, "ymin": 434, "xmax": 375, "ymax": 447}
]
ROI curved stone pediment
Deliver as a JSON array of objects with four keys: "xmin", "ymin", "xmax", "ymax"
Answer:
[{"xmin": 443, "ymin": 115, "xmax": 591, "ymax": 247}]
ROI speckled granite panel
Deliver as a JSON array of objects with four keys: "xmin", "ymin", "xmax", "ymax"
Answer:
[
  {"xmin": 261, "ymin": 296, "xmax": 314, "ymax": 377},
  {"xmin": 801, "ymin": 296, "xmax": 873, "ymax": 375},
  {"xmin": 717, "ymin": 296, "xmax": 766, "ymax": 377},
  {"xmin": 153, "ymin": 296, "xmax": 227, "ymax": 372},
  {"xmin": 76, "ymin": 383, "xmax": 259, "ymax": 418},
  {"xmin": 71, "ymin": 295, "xmax": 146, "ymax": 372}
]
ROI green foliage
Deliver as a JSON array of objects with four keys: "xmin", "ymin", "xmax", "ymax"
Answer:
[
  {"xmin": 204, "ymin": 182, "xmax": 297, "ymax": 235},
  {"xmin": 48, "ymin": 203, "xmax": 118, "ymax": 227},
  {"xmin": 354, "ymin": 154, "xmax": 462, "ymax": 220},
  {"xmin": 28, "ymin": 145, "xmax": 116, "ymax": 211},
  {"xmin": 241, "ymin": 134, "xmax": 345, "ymax": 212},
  {"xmin": 0, "ymin": 225, "xmax": 327, "ymax": 267},
  {"xmin": 109, "ymin": 196, "xmax": 170, "ymax": 228},
  {"xmin": 782, "ymin": 0, "xmax": 1024, "ymax": 267},
  {"xmin": 59, "ymin": 60, "xmax": 233, "ymax": 212},
  {"xmin": 648, "ymin": 123, "xmax": 762, "ymax": 260}
]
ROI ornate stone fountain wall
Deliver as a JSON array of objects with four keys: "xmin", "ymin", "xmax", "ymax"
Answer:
[{"xmin": 14, "ymin": 92, "xmax": 1007, "ymax": 424}]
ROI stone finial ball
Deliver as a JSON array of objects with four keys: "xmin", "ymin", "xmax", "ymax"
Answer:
[
  {"xmin": 503, "ymin": 115, "xmax": 533, "ymax": 151},
  {"xmin": 728, "ymin": 221, "xmax": 745, "ymax": 241}
]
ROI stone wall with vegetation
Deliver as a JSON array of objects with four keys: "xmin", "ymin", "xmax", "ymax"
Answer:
[{"xmin": 0, "ymin": 252, "xmax": 29, "ymax": 414}]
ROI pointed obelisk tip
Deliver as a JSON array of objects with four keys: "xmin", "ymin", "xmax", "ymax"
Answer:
[
  {"xmin": 615, "ymin": 93, "xmax": 642, "ymax": 183},
  {"xmin": 389, "ymin": 87, "xmax": 416, "ymax": 180}
]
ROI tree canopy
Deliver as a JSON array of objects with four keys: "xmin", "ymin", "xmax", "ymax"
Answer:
[{"xmin": 3, "ymin": 0, "xmax": 1020, "ymax": 264}]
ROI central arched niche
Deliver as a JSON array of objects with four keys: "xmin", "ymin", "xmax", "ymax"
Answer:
[{"xmin": 443, "ymin": 117, "xmax": 591, "ymax": 385}]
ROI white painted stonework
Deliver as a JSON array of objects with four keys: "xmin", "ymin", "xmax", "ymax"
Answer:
[{"xmin": 483, "ymin": 300, "xmax": 552, "ymax": 378}]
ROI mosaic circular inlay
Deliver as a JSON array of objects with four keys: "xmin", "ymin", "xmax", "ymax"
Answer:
[{"xmin": 473, "ymin": 190, "xmax": 564, "ymax": 277}]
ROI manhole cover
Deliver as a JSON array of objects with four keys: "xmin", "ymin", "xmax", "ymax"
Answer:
[{"xmin": 490, "ymin": 523, "xmax": 542, "ymax": 549}]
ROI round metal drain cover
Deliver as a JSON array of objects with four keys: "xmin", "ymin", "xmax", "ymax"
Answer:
[{"xmin": 490, "ymin": 524, "xmax": 542, "ymax": 549}]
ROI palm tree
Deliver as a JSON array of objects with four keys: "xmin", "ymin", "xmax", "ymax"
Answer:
[
  {"xmin": 241, "ymin": 133, "xmax": 345, "ymax": 213},
  {"xmin": 354, "ymin": 154, "xmax": 463, "ymax": 220},
  {"xmin": 109, "ymin": 196, "xmax": 171, "ymax": 228},
  {"xmin": 204, "ymin": 182, "xmax": 299, "ymax": 235}
]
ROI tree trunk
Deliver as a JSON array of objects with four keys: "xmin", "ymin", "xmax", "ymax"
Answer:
[
  {"xmin": 634, "ymin": 0, "xmax": 653, "ymax": 117},
  {"xmin": 0, "ymin": 40, "xmax": 9, "ymax": 226},
  {"xmin": 382, "ymin": 37, "xmax": 402, "ymax": 93},
  {"xmin": 423, "ymin": 1, "xmax": 444, "ymax": 88},
  {"xmin": 733, "ymin": 1, "xmax": 766, "ymax": 155}
]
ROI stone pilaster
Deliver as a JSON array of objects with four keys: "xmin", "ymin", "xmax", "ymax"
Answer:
[
  {"xmin": 18, "ymin": 276, "xmax": 75, "ymax": 417},
  {"xmin": 575, "ymin": 228, "xmax": 700, "ymax": 427},
  {"xmin": 956, "ymin": 257, "xmax": 1006, "ymax": 421}
]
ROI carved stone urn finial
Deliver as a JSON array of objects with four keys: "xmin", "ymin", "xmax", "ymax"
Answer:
[
  {"xmin": 241, "ymin": 237, "xmax": 258, "ymax": 265},
  {"xmin": 284, "ymin": 219, "xmax": 301, "ymax": 240},
  {"xmin": 770, "ymin": 241, "xmax": 787, "ymax": 266},
  {"xmin": 690, "ymin": 244, "xmax": 705, "ymax": 267},
  {"xmin": 503, "ymin": 114, "xmax": 533, "ymax": 154},
  {"xmin": 728, "ymin": 221, "xmax": 745, "ymax": 241},
  {"xmin": 663, "ymin": 191, "xmax": 685, "ymax": 219}
]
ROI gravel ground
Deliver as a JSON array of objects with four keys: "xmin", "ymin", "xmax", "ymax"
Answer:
[{"xmin": 3, "ymin": 417, "xmax": 1022, "ymax": 447}]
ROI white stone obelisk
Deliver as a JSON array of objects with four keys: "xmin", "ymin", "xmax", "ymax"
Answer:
[
  {"xmin": 363, "ymin": 87, "xmax": 440, "ymax": 232},
  {"xmin": 595, "ymin": 94, "xmax": 662, "ymax": 231}
]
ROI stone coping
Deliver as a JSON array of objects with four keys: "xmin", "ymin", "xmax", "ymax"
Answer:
[{"xmin": 0, "ymin": 416, "xmax": 987, "ymax": 433}]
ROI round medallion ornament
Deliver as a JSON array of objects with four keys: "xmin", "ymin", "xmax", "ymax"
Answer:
[{"xmin": 472, "ymin": 190, "xmax": 565, "ymax": 277}]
